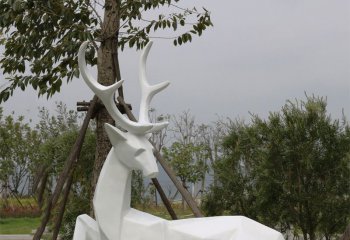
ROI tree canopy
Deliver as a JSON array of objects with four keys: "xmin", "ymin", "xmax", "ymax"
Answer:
[
  {"xmin": 163, "ymin": 141, "xmax": 208, "ymax": 186},
  {"xmin": 0, "ymin": 0, "xmax": 212, "ymax": 102},
  {"xmin": 202, "ymin": 96, "xmax": 350, "ymax": 240}
]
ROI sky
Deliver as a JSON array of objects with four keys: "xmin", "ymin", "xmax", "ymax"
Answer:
[{"xmin": 1, "ymin": 0, "xmax": 349, "ymax": 125}]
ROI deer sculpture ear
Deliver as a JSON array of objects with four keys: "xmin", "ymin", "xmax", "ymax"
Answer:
[{"xmin": 104, "ymin": 123, "xmax": 127, "ymax": 145}]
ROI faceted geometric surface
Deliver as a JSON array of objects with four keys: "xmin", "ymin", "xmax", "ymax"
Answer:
[{"xmin": 166, "ymin": 216, "xmax": 284, "ymax": 240}]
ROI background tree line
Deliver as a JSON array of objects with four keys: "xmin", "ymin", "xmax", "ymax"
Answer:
[
  {"xmin": 0, "ymin": 95, "xmax": 349, "ymax": 239},
  {"xmin": 0, "ymin": 103, "xmax": 96, "ymax": 237}
]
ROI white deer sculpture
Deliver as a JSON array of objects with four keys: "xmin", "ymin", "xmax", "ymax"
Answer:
[{"xmin": 74, "ymin": 41, "xmax": 285, "ymax": 240}]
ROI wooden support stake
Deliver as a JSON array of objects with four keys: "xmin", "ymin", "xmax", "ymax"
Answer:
[
  {"xmin": 77, "ymin": 100, "xmax": 132, "ymax": 114},
  {"xmin": 52, "ymin": 173, "xmax": 74, "ymax": 240},
  {"xmin": 151, "ymin": 178, "xmax": 177, "ymax": 220},
  {"xmin": 152, "ymin": 148, "xmax": 203, "ymax": 217}
]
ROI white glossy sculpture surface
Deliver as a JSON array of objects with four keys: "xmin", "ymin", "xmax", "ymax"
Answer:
[{"xmin": 73, "ymin": 41, "xmax": 285, "ymax": 240}]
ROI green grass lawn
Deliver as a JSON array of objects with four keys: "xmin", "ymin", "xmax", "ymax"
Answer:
[
  {"xmin": 0, "ymin": 217, "xmax": 40, "ymax": 234},
  {"xmin": 0, "ymin": 204, "xmax": 195, "ymax": 235}
]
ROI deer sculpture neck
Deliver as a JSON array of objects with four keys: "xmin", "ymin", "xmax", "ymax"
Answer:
[
  {"xmin": 93, "ymin": 146, "xmax": 131, "ymax": 240},
  {"xmin": 78, "ymin": 41, "xmax": 169, "ymax": 240}
]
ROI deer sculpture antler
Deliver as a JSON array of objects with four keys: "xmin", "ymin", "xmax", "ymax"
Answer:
[
  {"xmin": 78, "ymin": 41, "xmax": 169, "ymax": 135},
  {"xmin": 139, "ymin": 41, "xmax": 170, "ymax": 136}
]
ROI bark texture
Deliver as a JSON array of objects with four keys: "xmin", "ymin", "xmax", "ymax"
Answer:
[
  {"xmin": 90, "ymin": 0, "xmax": 121, "ymax": 217},
  {"xmin": 340, "ymin": 224, "xmax": 350, "ymax": 240}
]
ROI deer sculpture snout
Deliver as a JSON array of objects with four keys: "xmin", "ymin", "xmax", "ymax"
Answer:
[
  {"xmin": 132, "ymin": 142, "xmax": 159, "ymax": 178},
  {"xmin": 105, "ymin": 123, "xmax": 159, "ymax": 177},
  {"xmin": 121, "ymin": 147, "xmax": 158, "ymax": 178},
  {"xmin": 113, "ymin": 140, "xmax": 159, "ymax": 178},
  {"xmin": 138, "ymin": 154, "xmax": 159, "ymax": 179}
]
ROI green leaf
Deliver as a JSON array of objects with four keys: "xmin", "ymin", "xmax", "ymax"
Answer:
[
  {"xmin": 182, "ymin": 34, "xmax": 187, "ymax": 43},
  {"xmin": 172, "ymin": 21, "xmax": 177, "ymax": 31},
  {"xmin": 154, "ymin": 22, "xmax": 159, "ymax": 31},
  {"xmin": 178, "ymin": 36, "xmax": 182, "ymax": 45},
  {"xmin": 20, "ymin": 82, "xmax": 25, "ymax": 91},
  {"xmin": 129, "ymin": 38, "xmax": 136, "ymax": 48},
  {"xmin": 73, "ymin": 68, "xmax": 79, "ymax": 78},
  {"xmin": 188, "ymin": 33, "xmax": 192, "ymax": 42}
]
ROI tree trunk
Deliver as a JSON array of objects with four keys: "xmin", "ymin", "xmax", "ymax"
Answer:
[
  {"xmin": 213, "ymin": 144, "xmax": 218, "ymax": 187},
  {"xmin": 90, "ymin": 0, "xmax": 121, "ymax": 217},
  {"xmin": 309, "ymin": 232, "xmax": 315, "ymax": 240},
  {"xmin": 302, "ymin": 230, "xmax": 307, "ymax": 240},
  {"xmin": 201, "ymin": 159, "xmax": 206, "ymax": 198},
  {"xmin": 1, "ymin": 178, "xmax": 9, "ymax": 208},
  {"xmin": 36, "ymin": 170, "xmax": 49, "ymax": 209},
  {"xmin": 181, "ymin": 181, "xmax": 187, "ymax": 211},
  {"xmin": 31, "ymin": 165, "xmax": 46, "ymax": 194},
  {"xmin": 340, "ymin": 224, "xmax": 350, "ymax": 240}
]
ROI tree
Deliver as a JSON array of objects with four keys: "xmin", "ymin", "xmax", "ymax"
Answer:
[
  {"xmin": 202, "ymin": 120, "xmax": 261, "ymax": 218},
  {"xmin": 32, "ymin": 103, "xmax": 82, "ymax": 205},
  {"xmin": 0, "ymin": 0, "xmax": 212, "ymax": 220},
  {"xmin": 0, "ymin": 108, "xmax": 40, "ymax": 204},
  {"xmin": 203, "ymin": 96, "xmax": 350, "ymax": 240},
  {"xmin": 31, "ymin": 103, "xmax": 96, "ymax": 239},
  {"xmin": 195, "ymin": 120, "xmax": 231, "ymax": 190},
  {"xmin": 163, "ymin": 142, "xmax": 208, "ymax": 189},
  {"xmin": 163, "ymin": 111, "xmax": 209, "ymax": 208},
  {"xmin": 149, "ymin": 108, "xmax": 170, "ymax": 152}
]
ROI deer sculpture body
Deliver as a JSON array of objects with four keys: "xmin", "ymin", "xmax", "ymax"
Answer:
[{"xmin": 73, "ymin": 41, "xmax": 285, "ymax": 240}]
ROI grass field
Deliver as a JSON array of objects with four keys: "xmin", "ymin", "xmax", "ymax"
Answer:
[
  {"xmin": 0, "ymin": 197, "xmax": 41, "ymax": 234},
  {"xmin": 0, "ymin": 217, "xmax": 40, "ymax": 234},
  {"xmin": 0, "ymin": 203, "xmax": 195, "ymax": 234}
]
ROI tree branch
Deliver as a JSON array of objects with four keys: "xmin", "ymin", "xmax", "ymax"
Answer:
[{"xmin": 86, "ymin": 1, "xmax": 103, "ymax": 26}]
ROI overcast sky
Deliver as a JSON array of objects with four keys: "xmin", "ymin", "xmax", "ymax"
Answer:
[{"xmin": 1, "ymin": 0, "xmax": 349, "ymax": 125}]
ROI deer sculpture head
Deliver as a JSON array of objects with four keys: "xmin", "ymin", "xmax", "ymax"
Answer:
[{"xmin": 78, "ymin": 41, "xmax": 170, "ymax": 178}]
